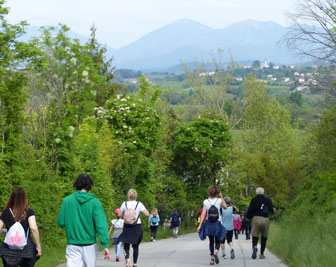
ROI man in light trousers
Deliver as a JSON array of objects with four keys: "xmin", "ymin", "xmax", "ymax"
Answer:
[{"xmin": 57, "ymin": 174, "xmax": 110, "ymax": 266}]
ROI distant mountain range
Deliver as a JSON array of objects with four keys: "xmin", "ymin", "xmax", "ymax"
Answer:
[{"xmin": 23, "ymin": 19, "xmax": 303, "ymax": 72}]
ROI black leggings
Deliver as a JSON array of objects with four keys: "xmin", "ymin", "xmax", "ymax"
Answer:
[
  {"xmin": 150, "ymin": 225, "xmax": 158, "ymax": 239},
  {"xmin": 234, "ymin": 229, "xmax": 239, "ymax": 239},
  {"xmin": 208, "ymin": 236, "xmax": 220, "ymax": 256},
  {"xmin": 124, "ymin": 243, "xmax": 139, "ymax": 264},
  {"xmin": 252, "ymin": 236, "xmax": 267, "ymax": 254}
]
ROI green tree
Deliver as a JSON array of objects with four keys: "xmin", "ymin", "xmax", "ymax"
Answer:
[
  {"xmin": 0, "ymin": 1, "xmax": 39, "ymax": 193},
  {"xmin": 88, "ymin": 25, "xmax": 122, "ymax": 106},
  {"xmin": 98, "ymin": 77, "xmax": 163, "ymax": 207},
  {"xmin": 310, "ymin": 105, "xmax": 336, "ymax": 171},
  {"xmin": 25, "ymin": 25, "xmax": 120, "ymax": 176},
  {"xmin": 226, "ymin": 152, "xmax": 289, "ymax": 208},
  {"xmin": 241, "ymin": 74, "xmax": 295, "ymax": 160},
  {"xmin": 172, "ymin": 117, "xmax": 231, "ymax": 201},
  {"xmin": 183, "ymin": 52, "xmax": 235, "ymax": 122}
]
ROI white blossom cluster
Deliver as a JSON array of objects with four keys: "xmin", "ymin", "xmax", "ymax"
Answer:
[
  {"xmin": 69, "ymin": 126, "xmax": 75, "ymax": 138},
  {"xmin": 94, "ymin": 107, "xmax": 106, "ymax": 118}
]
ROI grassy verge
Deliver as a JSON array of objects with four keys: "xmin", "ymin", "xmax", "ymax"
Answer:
[
  {"xmin": 268, "ymin": 216, "xmax": 336, "ymax": 267},
  {"xmin": 35, "ymin": 244, "xmax": 67, "ymax": 267}
]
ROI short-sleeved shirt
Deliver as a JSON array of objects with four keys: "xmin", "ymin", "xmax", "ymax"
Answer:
[
  {"xmin": 0, "ymin": 208, "xmax": 35, "ymax": 239},
  {"xmin": 221, "ymin": 206, "xmax": 234, "ymax": 230},
  {"xmin": 203, "ymin": 198, "xmax": 222, "ymax": 222},
  {"xmin": 171, "ymin": 213, "xmax": 180, "ymax": 227},
  {"xmin": 120, "ymin": 201, "xmax": 146, "ymax": 224},
  {"xmin": 111, "ymin": 218, "xmax": 124, "ymax": 228}
]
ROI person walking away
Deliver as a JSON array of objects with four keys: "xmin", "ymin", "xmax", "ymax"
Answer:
[
  {"xmin": 233, "ymin": 210, "xmax": 242, "ymax": 240},
  {"xmin": 246, "ymin": 187, "xmax": 274, "ymax": 260},
  {"xmin": 57, "ymin": 174, "xmax": 110, "ymax": 266},
  {"xmin": 240, "ymin": 211, "xmax": 245, "ymax": 235},
  {"xmin": 195, "ymin": 204, "xmax": 207, "ymax": 227},
  {"xmin": 0, "ymin": 188, "xmax": 41, "ymax": 267},
  {"xmin": 197, "ymin": 185, "xmax": 227, "ymax": 265},
  {"xmin": 148, "ymin": 208, "xmax": 160, "ymax": 242},
  {"xmin": 108, "ymin": 208, "xmax": 124, "ymax": 262},
  {"xmin": 242, "ymin": 207, "xmax": 251, "ymax": 240},
  {"xmin": 117, "ymin": 189, "xmax": 149, "ymax": 267},
  {"xmin": 168, "ymin": 209, "xmax": 181, "ymax": 239},
  {"xmin": 220, "ymin": 197, "xmax": 238, "ymax": 260}
]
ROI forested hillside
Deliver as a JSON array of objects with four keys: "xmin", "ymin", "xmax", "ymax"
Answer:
[{"xmin": 1, "ymin": 0, "xmax": 336, "ymax": 266}]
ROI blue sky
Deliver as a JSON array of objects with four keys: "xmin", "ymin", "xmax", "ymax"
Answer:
[{"xmin": 6, "ymin": 0, "xmax": 295, "ymax": 48}]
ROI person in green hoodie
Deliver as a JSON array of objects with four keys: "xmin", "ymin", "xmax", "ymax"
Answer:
[{"xmin": 57, "ymin": 174, "xmax": 110, "ymax": 266}]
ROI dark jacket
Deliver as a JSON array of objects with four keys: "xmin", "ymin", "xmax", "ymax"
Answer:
[{"xmin": 246, "ymin": 194, "xmax": 274, "ymax": 219}]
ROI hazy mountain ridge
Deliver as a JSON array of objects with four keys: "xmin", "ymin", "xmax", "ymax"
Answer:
[
  {"xmin": 23, "ymin": 19, "xmax": 298, "ymax": 71},
  {"xmin": 113, "ymin": 19, "xmax": 296, "ymax": 70}
]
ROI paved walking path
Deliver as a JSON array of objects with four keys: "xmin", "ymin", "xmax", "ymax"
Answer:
[{"xmin": 58, "ymin": 232, "xmax": 286, "ymax": 267}]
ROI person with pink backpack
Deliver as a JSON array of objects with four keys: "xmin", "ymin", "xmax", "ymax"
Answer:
[
  {"xmin": 117, "ymin": 189, "xmax": 149, "ymax": 267},
  {"xmin": 233, "ymin": 210, "xmax": 242, "ymax": 239},
  {"xmin": 0, "ymin": 188, "xmax": 41, "ymax": 266}
]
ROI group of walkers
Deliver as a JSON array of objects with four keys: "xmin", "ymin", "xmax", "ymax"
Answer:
[
  {"xmin": 196, "ymin": 185, "xmax": 274, "ymax": 265},
  {"xmin": 0, "ymin": 173, "xmax": 274, "ymax": 267}
]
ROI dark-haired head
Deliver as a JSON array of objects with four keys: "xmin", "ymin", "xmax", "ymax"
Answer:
[
  {"xmin": 4, "ymin": 188, "xmax": 28, "ymax": 222},
  {"xmin": 207, "ymin": 185, "xmax": 220, "ymax": 197},
  {"xmin": 73, "ymin": 174, "xmax": 94, "ymax": 191}
]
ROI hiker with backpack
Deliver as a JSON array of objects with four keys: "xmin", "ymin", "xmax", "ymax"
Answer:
[
  {"xmin": 197, "ymin": 185, "xmax": 227, "ymax": 265},
  {"xmin": 220, "ymin": 196, "xmax": 238, "ymax": 259},
  {"xmin": 117, "ymin": 189, "xmax": 149, "ymax": 267},
  {"xmin": 0, "ymin": 188, "xmax": 41, "ymax": 266},
  {"xmin": 233, "ymin": 210, "xmax": 242, "ymax": 240},
  {"xmin": 57, "ymin": 174, "xmax": 111, "ymax": 266},
  {"xmin": 246, "ymin": 187, "xmax": 274, "ymax": 260},
  {"xmin": 168, "ymin": 208, "xmax": 181, "ymax": 239},
  {"xmin": 108, "ymin": 208, "xmax": 124, "ymax": 262},
  {"xmin": 148, "ymin": 208, "xmax": 160, "ymax": 242}
]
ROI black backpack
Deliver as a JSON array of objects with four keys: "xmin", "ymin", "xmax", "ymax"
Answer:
[{"xmin": 207, "ymin": 199, "xmax": 219, "ymax": 223}]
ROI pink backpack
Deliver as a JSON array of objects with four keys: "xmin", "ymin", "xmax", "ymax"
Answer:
[
  {"xmin": 4, "ymin": 209, "xmax": 29, "ymax": 250},
  {"xmin": 123, "ymin": 202, "xmax": 139, "ymax": 225}
]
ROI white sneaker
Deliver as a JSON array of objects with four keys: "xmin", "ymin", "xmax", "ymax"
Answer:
[{"xmin": 153, "ymin": 239, "xmax": 156, "ymax": 242}]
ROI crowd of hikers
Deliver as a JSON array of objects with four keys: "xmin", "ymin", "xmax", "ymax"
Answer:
[
  {"xmin": 196, "ymin": 185, "xmax": 274, "ymax": 265},
  {"xmin": 0, "ymin": 174, "xmax": 274, "ymax": 267}
]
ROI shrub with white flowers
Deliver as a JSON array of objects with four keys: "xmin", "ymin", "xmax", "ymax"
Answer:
[{"xmin": 101, "ymin": 95, "xmax": 161, "ymax": 152}]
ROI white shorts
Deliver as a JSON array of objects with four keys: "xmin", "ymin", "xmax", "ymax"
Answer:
[{"xmin": 66, "ymin": 243, "xmax": 98, "ymax": 267}]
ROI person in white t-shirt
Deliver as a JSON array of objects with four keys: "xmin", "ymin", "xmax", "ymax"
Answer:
[
  {"xmin": 108, "ymin": 208, "xmax": 124, "ymax": 262},
  {"xmin": 118, "ymin": 189, "xmax": 149, "ymax": 267},
  {"xmin": 197, "ymin": 185, "xmax": 227, "ymax": 265}
]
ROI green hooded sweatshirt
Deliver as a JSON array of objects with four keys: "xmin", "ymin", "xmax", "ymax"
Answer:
[{"xmin": 57, "ymin": 190, "xmax": 109, "ymax": 248}]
